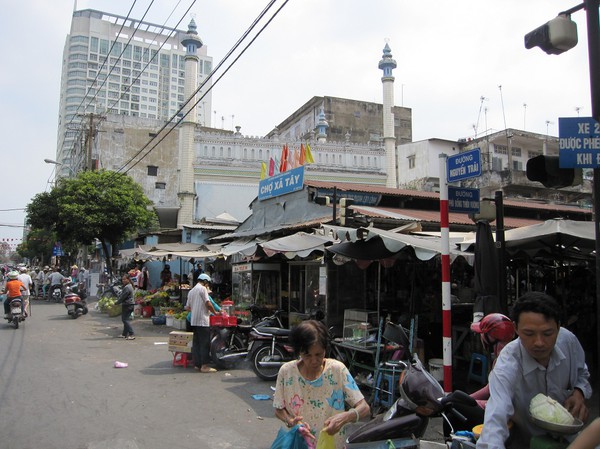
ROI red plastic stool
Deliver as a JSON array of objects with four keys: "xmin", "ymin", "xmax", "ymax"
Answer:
[{"xmin": 172, "ymin": 352, "xmax": 192, "ymax": 368}]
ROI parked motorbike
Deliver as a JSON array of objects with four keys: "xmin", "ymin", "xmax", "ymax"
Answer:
[
  {"xmin": 247, "ymin": 323, "xmax": 294, "ymax": 381},
  {"xmin": 345, "ymin": 355, "xmax": 480, "ymax": 449},
  {"xmin": 210, "ymin": 307, "xmax": 285, "ymax": 369},
  {"xmin": 5, "ymin": 297, "xmax": 25, "ymax": 329},
  {"xmin": 64, "ymin": 282, "xmax": 88, "ymax": 319}
]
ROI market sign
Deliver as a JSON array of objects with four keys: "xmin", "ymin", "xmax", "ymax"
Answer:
[
  {"xmin": 448, "ymin": 187, "xmax": 480, "ymax": 213},
  {"xmin": 447, "ymin": 148, "xmax": 481, "ymax": 183},
  {"xmin": 258, "ymin": 165, "xmax": 305, "ymax": 201},
  {"xmin": 559, "ymin": 117, "xmax": 600, "ymax": 168}
]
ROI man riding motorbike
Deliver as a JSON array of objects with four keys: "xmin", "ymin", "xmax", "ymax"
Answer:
[
  {"xmin": 3, "ymin": 271, "xmax": 26, "ymax": 318},
  {"xmin": 47, "ymin": 266, "xmax": 67, "ymax": 301}
]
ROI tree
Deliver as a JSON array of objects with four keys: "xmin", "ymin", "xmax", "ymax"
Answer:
[
  {"xmin": 16, "ymin": 228, "xmax": 56, "ymax": 266},
  {"xmin": 26, "ymin": 170, "xmax": 158, "ymax": 275}
]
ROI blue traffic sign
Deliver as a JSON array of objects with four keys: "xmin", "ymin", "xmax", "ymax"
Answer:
[
  {"xmin": 448, "ymin": 187, "xmax": 480, "ymax": 213},
  {"xmin": 447, "ymin": 148, "xmax": 481, "ymax": 183},
  {"xmin": 559, "ymin": 117, "xmax": 600, "ymax": 168}
]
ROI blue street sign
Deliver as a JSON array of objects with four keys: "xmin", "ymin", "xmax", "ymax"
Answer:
[
  {"xmin": 258, "ymin": 165, "xmax": 305, "ymax": 201},
  {"xmin": 447, "ymin": 148, "xmax": 481, "ymax": 182},
  {"xmin": 559, "ymin": 117, "xmax": 600, "ymax": 168},
  {"xmin": 448, "ymin": 187, "xmax": 480, "ymax": 213}
]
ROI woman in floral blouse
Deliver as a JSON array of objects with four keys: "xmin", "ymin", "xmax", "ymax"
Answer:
[{"xmin": 273, "ymin": 320, "xmax": 370, "ymax": 448}]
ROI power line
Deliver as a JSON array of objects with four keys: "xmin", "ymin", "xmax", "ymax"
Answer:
[{"xmin": 119, "ymin": 0, "xmax": 290, "ymax": 174}]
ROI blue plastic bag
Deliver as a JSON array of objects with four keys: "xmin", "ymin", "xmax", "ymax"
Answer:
[{"xmin": 270, "ymin": 425, "xmax": 309, "ymax": 449}]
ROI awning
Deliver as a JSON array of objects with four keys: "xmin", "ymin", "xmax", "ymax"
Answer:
[
  {"xmin": 126, "ymin": 243, "xmax": 223, "ymax": 259},
  {"xmin": 458, "ymin": 218, "xmax": 595, "ymax": 259},
  {"xmin": 260, "ymin": 232, "xmax": 336, "ymax": 259},
  {"xmin": 221, "ymin": 238, "xmax": 261, "ymax": 257},
  {"xmin": 326, "ymin": 226, "xmax": 474, "ymax": 264}
]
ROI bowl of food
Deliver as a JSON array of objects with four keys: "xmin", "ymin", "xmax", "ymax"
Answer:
[
  {"xmin": 529, "ymin": 393, "xmax": 584, "ymax": 435},
  {"xmin": 529, "ymin": 414, "xmax": 584, "ymax": 435}
]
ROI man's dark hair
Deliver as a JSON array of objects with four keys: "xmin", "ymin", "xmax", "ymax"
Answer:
[
  {"xmin": 511, "ymin": 291, "xmax": 562, "ymax": 326},
  {"xmin": 290, "ymin": 320, "xmax": 329, "ymax": 357}
]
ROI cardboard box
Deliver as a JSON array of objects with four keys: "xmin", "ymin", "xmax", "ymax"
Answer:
[{"xmin": 168, "ymin": 331, "xmax": 193, "ymax": 353}]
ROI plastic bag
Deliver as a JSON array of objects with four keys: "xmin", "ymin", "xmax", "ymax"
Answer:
[
  {"xmin": 270, "ymin": 425, "xmax": 310, "ymax": 449},
  {"xmin": 315, "ymin": 430, "xmax": 335, "ymax": 449}
]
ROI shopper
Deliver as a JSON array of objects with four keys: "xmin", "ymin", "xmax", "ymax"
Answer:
[
  {"xmin": 477, "ymin": 292, "xmax": 591, "ymax": 449},
  {"xmin": 273, "ymin": 320, "xmax": 370, "ymax": 449},
  {"xmin": 185, "ymin": 273, "xmax": 217, "ymax": 373},
  {"xmin": 115, "ymin": 273, "xmax": 135, "ymax": 340}
]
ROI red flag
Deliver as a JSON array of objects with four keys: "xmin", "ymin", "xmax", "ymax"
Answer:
[
  {"xmin": 268, "ymin": 157, "xmax": 275, "ymax": 177},
  {"xmin": 280, "ymin": 144, "xmax": 289, "ymax": 173}
]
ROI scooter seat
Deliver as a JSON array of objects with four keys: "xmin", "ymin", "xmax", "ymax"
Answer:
[
  {"xmin": 346, "ymin": 413, "xmax": 424, "ymax": 443},
  {"xmin": 254, "ymin": 326, "xmax": 290, "ymax": 337}
]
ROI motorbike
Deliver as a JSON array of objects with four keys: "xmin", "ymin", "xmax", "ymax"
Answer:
[
  {"xmin": 247, "ymin": 323, "xmax": 294, "ymax": 381},
  {"xmin": 345, "ymin": 355, "xmax": 481, "ymax": 449},
  {"xmin": 210, "ymin": 306, "xmax": 285, "ymax": 370},
  {"xmin": 64, "ymin": 282, "xmax": 88, "ymax": 319},
  {"xmin": 50, "ymin": 284, "xmax": 64, "ymax": 303},
  {"xmin": 5, "ymin": 297, "xmax": 25, "ymax": 329}
]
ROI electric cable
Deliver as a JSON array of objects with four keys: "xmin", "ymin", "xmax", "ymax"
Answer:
[{"xmin": 119, "ymin": 0, "xmax": 289, "ymax": 174}]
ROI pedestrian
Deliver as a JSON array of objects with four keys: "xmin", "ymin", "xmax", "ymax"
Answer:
[
  {"xmin": 42, "ymin": 266, "xmax": 51, "ymax": 299},
  {"xmin": 115, "ymin": 273, "xmax": 135, "ymax": 340},
  {"xmin": 185, "ymin": 273, "xmax": 217, "ymax": 373},
  {"xmin": 160, "ymin": 264, "xmax": 171, "ymax": 287},
  {"xmin": 273, "ymin": 320, "xmax": 370, "ymax": 449},
  {"xmin": 137, "ymin": 266, "xmax": 149, "ymax": 291},
  {"xmin": 477, "ymin": 292, "xmax": 591, "ymax": 449},
  {"xmin": 17, "ymin": 266, "xmax": 33, "ymax": 316},
  {"xmin": 192, "ymin": 262, "xmax": 203, "ymax": 285}
]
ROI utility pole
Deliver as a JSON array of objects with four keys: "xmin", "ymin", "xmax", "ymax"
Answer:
[{"xmin": 82, "ymin": 113, "xmax": 102, "ymax": 171}]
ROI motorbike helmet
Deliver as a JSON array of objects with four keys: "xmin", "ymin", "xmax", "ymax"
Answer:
[
  {"xmin": 19, "ymin": 266, "xmax": 28, "ymax": 272},
  {"xmin": 198, "ymin": 273, "xmax": 211, "ymax": 283},
  {"xmin": 470, "ymin": 313, "xmax": 515, "ymax": 354},
  {"xmin": 398, "ymin": 357, "xmax": 445, "ymax": 413},
  {"xmin": 7, "ymin": 270, "xmax": 19, "ymax": 280}
]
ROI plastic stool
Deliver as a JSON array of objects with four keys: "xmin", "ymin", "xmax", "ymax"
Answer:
[
  {"xmin": 172, "ymin": 351, "xmax": 192, "ymax": 368},
  {"xmin": 468, "ymin": 353, "xmax": 488, "ymax": 385},
  {"xmin": 373, "ymin": 361, "xmax": 403, "ymax": 408}
]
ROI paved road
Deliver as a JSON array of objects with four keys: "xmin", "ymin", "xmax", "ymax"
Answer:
[{"xmin": 0, "ymin": 298, "xmax": 284, "ymax": 449}]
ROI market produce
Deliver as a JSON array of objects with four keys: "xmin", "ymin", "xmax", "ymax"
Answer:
[{"xmin": 529, "ymin": 393, "xmax": 574, "ymax": 425}]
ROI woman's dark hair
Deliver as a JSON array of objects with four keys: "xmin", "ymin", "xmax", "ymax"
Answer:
[
  {"xmin": 289, "ymin": 320, "xmax": 329, "ymax": 357},
  {"xmin": 511, "ymin": 291, "xmax": 562, "ymax": 326}
]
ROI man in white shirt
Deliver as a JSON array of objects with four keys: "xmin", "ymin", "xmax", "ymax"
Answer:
[
  {"xmin": 185, "ymin": 273, "xmax": 217, "ymax": 373},
  {"xmin": 477, "ymin": 292, "xmax": 591, "ymax": 449},
  {"xmin": 17, "ymin": 267, "xmax": 33, "ymax": 316}
]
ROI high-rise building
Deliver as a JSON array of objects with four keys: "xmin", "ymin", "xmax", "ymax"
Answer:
[{"xmin": 56, "ymin": 8, "xmax": 213, "ymax": 175}]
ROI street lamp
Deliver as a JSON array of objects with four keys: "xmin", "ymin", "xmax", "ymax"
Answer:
[{"xmin": 44, "ymin": 158, "xmax": 76, "ymax": 176}]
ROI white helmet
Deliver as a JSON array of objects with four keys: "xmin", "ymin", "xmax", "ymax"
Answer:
[
  {"xmin": 198, "ymin": 273, "xmax": 212, "ymax": 283},
  {"xmin": 19, "ymin": 266, "xmax": 28, "ymax": 273}
]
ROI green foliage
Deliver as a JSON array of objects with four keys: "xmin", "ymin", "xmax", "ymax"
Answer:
[
  {"xmin": 17, "ymin": 228, "xmax": 58, "ymax": 265},
  {"xmin": 26, "ymin": 170, "xmax": 159, "ymax": 272}
]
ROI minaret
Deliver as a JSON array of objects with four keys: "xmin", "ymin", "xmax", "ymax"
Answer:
[
  {"xmin": 177, "ymin": 19, "xmax": 202, "ymax": 229},
  {"xmin": 379, "ymin": 43, "xmax": 398, "ymax": 188},
  {"xmin": 316, "ymin": 107, "xmax": 329, "ymax": 143}
]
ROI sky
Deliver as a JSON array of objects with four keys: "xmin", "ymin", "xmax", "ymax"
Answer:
[{"xmin": 0, "ymin": 0, "xmax": 593, "ymax": 247}]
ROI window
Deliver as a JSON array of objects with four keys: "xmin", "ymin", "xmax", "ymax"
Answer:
[
  {"xmin": 155, "ymin": 182, "xmax": 166, "ymax": 189},
  {"xmin": 147, "ymin": 166, "xmax": 158, "ymax": 176},
  {"xmin": 408, "ymin": 155, "xmax": 416, "ymax": 169}
]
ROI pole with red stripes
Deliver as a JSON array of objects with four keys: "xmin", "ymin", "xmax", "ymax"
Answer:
[{"xmin": 439, "ymin": 153, "xmax": 452, "ymax": 393}]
